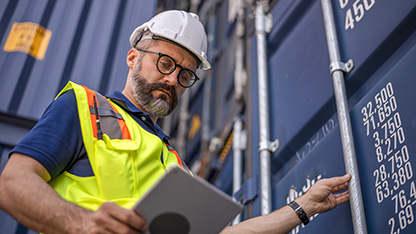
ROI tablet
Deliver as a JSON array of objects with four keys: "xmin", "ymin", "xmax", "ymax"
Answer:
[{"xmin": 133, "ymin": 166, "xmax": 243, "ymax": 234}]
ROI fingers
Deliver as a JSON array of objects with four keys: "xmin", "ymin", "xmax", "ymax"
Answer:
[
  {"xmin": 309, "ymin": 174, "xmax": 350, "ymax": 196},
  {"xmin": 332, "ymin": 181, "xmax": 349, "ymax": 193},
  {"xmin": 93, "ymin": 202, "xmax": 148, "ymax": 234},
  {"xmin": 328, "ymin": 174, "xmax": 351, "ymax": 188},
  {"xmin": 326, "ymin": 174, "xmax": 351, "ymax": 208},
  {"xmin": 91, "ymin": 211, "xmax": 126, "ymax": 233},
  {"xmin": 332, "ymin": 190, "xmax": 350, "ymax": 206},
  {"xmin": 330, "ymin": 174, "xmax": 351, "ymax": 195},
  {"xmin": 109, "ymin": 205, "xmax": 148, "ymax": 231},
  {"xmin": 318, "ymin": 174, "xmax": 350, "ymax": 193}
]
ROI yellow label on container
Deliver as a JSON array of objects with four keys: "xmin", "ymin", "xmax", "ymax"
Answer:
[{"xmin": 3, "ymin": 22, "xmax": 52, "ymax": 60}]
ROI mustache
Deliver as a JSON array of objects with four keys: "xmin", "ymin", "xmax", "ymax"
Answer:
[{"xmin": 142, "ymin": 81, "xmax": 178, "ymax": 104}]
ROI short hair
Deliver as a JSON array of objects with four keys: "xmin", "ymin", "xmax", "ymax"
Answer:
[{"xmin": 135, "ymin": 31, "xmax": 155, "ymax": 61}]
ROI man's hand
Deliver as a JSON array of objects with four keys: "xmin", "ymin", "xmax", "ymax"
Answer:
[
  {"xmin": 220, "ymin": 174, "xmax": 351, "ymax": 234},
  {"xmin": 297, "ymin": 174, "xmax": 351, "ymax": 217},
  {"xmin": 82, "ymin": 202, "xmax": 148, "ymax": 234}
]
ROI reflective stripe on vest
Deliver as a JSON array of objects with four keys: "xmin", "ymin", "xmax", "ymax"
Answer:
[
  {"xmin": 81, "ymin": 85, "xmax": 131, "ymax": 140},
  {"xmin": 49, "ymin": 81, "xmax": 191, "ymax": 211}
]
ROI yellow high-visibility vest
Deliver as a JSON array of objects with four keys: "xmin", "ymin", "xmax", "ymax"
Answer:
[{"xmin": 49, "ymin": 81, "xmax": 190, "ymax": 211}]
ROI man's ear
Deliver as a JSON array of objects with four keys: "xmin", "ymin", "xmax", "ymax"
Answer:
[{"xmin": 126, "ymin": 49, "xmax": 138, "ymax": 68}]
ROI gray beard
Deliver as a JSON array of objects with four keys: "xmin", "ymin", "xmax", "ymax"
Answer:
[{"xmin": 129, "ymin": 67, "xmax": 178, "ymax": 118}]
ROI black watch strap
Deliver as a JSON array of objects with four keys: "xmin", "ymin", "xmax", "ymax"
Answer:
[{"xmin": 288, "ymin": 201, "xmax": 310, "ymax": 225}]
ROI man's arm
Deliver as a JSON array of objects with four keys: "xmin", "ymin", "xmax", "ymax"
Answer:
[
  {"xmin": 0, "ymin": 153, "xmax": 148, "ymax": 234},
  {"xmin": 220, "ymin": 174, "xmax": 351, "ymax": 234}
]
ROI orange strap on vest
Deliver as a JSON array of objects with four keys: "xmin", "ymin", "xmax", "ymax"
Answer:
[
  {"xmin": 81, "ymin": 85, "xmax": 131, "ymax": 140},
  {"xmin": 165, "ymin": 142, "xmax": 192, "ymax": 174}
]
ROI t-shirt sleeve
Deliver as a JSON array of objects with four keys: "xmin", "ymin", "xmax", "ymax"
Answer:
[{"xmin": 9, "ymin": 90, "xmax": 84, "ymax": 179}]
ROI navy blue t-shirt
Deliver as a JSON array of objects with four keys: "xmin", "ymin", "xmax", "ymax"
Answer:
[{"xmin": 9, "ymin": 89, "xmax": 170, "ymax": 179}]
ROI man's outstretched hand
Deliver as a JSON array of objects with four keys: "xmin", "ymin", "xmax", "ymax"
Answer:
[{"xmin": 297, "ymin": 173, "xmax": 351, "ymax": 217}]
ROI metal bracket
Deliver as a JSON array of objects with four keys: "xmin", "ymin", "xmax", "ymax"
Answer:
[
  {"xmin": 208, "ymin": 137, "xmax": 222, "ymax": 153},
  {"xmin": 329, "ymin": 59, "xmax": 354, "ymax": 75},
  {"xmin": 255, "ymin": 1, "xmax": 273, "ymax": 34},
  {"xmin": 265, "ymin": 14, "xmax": 273, "ymax": 33},
  {"xmin": 258, "ymin": 139, "xmax": 279, "ymax": 153}
]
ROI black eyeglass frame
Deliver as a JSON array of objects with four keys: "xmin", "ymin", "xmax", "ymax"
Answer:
[{"xmin": 135, "ymin": 48, "xmax": 200, "ymax": 88}]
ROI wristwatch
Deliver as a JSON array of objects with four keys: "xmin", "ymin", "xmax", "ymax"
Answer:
[{"xmin": 288, "ymin": 200, "xmax": 310, "ymax": 225}]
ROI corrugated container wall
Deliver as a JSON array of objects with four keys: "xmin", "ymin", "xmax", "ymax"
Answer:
[
  {"xmin": 2, "ymin": 0, "xmax": 416, "ymax": 233},
  {"xmin": 0, "ymin": 0, "xmax": 157, "ymax": 233},
  {"xmin": 261, "ymin": 0, "xmax": 416, "ymax": 233},
  {"xmin": 156, "ymin": 0, "xmax": 416, "ymax": 234}
]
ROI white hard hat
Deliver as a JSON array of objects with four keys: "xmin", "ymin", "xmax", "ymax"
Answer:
[{"xmin": 130, "ymin": 10, "xmax": 211, "ymax": 70}]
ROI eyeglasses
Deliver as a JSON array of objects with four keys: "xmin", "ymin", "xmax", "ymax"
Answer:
[{"xmin": 135, "ymin": 48, "xmax": 199, "ymax": 88}]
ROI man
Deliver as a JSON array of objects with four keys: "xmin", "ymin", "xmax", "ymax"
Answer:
[{"xmin": 0, "ymin": 10, "xmax": 351, "ymax": 234}]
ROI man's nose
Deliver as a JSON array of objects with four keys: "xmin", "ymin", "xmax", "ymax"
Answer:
[{"xmin": 163, "ymin": 69, "xmax": 179, "ymax": 87}]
